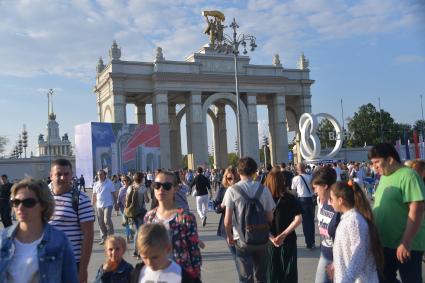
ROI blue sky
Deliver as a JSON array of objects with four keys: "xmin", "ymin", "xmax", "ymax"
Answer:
[{"xmin": 0, "ymin": 0, "xmax": 424, "ymax": 157}]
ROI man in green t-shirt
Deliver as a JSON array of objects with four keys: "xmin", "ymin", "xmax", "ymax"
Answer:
[{"xmin": 369, "ymin": 143, "xmax": 425, "ymax": 283}]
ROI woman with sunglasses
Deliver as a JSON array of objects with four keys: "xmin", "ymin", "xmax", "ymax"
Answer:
[
  {"xmin": 213, "ymin": 166, "xmax": 240, "ymax": 267},
  {"xmin": 0, "ymin": 177, "xmax": 78, "ymax": 283},
  {"xmin": 144, "ymin": 171, "xmax": 202, "ymax": 282}
]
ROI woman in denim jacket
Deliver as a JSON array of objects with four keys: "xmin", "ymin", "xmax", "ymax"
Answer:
[{"xmin": 0, "ymin": 178, "xmax": 78, "ymax": 283}]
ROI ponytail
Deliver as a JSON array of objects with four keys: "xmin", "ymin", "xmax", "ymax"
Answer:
[{"xmin": 331, "ymin": 181, "xmax": 384, "ymax": 275}]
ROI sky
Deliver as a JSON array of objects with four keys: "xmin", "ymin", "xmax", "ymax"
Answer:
[{"xmin": 0, "ymin": 0, "xmax": 424, "ymax": 157}]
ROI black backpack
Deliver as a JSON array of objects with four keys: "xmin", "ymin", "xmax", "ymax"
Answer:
[
  {"xmin": 71, "ymin": 188, "xmax": 80, "ymax": 223},
  {"xmin": 233, "ymin": 184, "xmax": 270, "ymax": 248}
]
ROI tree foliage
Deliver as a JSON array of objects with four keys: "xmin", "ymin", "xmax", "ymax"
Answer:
[
  {"xmin": 0, "ymin": 136, "xmax": 8, "ymax": 155},
  {"xmin": 347, "ymin": 103, "xmax": 402, "ymax": 146},
  {"xmin": 317, "ymin": 119, "xmax": 336, "ymax": 149}
]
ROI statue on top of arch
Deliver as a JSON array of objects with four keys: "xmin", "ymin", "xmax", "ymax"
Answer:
[{"xmin": 203, "ymin": 10, "xmax": 225, "ymax": 47}]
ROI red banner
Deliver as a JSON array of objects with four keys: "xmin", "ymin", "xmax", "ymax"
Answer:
[{"xmin": 414, "ymin": 130, "xmax": 420, "ymax": 158}]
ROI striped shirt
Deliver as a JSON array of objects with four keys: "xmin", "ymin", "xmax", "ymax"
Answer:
[{"xmin": 49, "ymin": 189, "xmax": 95, "ymax": 262}]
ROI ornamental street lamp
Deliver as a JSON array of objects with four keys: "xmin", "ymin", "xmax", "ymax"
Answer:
[
  {"xmin": 213, "ymin": 18, "xmax": 257, "ymax": 158},
  {"xmin": 22, "ymin": 124, "xmax": 28, "ymax": 158},
  {"xmin": 262, "ymin": 135, "xmax": 269, "ymax": 167},
  {"xmin": 18, "ymin": 135, "xmax": 23, "ymax": 158}
]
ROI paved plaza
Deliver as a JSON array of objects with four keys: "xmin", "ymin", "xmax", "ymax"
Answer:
[
  {"xmin": 2, "ymin": 188, "xmax": 424, "ymax": 282},
  {"xmin": 84, "ymin": 189, "xmax": 425, "ymax": 282},
  {"xmin": 87, "ymin": 190, "xmax": 321, "ymax": 282}
]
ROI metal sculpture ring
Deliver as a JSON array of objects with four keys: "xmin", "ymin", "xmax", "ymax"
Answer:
[{"xmin": 299, "ymin": 113, "xmax": 343, "ymax": 161}]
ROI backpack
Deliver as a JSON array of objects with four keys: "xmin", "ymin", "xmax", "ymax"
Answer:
[
  {"xmin": 232, "ymin": 184, "xmax": 270, "ymax": 248},
  {"xmin": 124, "ymin": 185, "xmax": 139, "ymax": 218},
  {"xmin": 71, "ymin": 188, "xmax": 80, "ymax": 223},
  {"xmin": 125, "ymin": 185, "xmax": 146, "ymax": 218}
]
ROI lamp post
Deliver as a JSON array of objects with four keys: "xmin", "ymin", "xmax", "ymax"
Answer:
[
  {"xmin": 262, "ymin": 135, "xmax": 269, "ymax": 167},
  {"xmin": 214, "ymin": 18, "xmax": 257, "ymax": 158},
  {"xmin": 22, "ymin": 124, "xmax": 28, "ymax": 158},
  {"xmin": 18, "ymin": 135, "xmax": 23, "ymax": 158},
  {"xmin": 378, "ymin": 97, "xmax": 383, "ymax": 142}
]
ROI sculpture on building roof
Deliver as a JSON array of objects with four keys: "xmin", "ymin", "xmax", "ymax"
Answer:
[
  {"xmin": 97, "ymin": 56, "xmax": 105, "ymax": 73},
  {"xmin": 155, "ymin": 47, "xmax": 165, "ymax": 61},
  {"xmin": 298, "ymin": 53, "xmax": 310, "ymax": 70},
  {"xmin": 109, "ymin": 40, "xmax": 121, "ymax": 61},
  {"xmin": 273, "ymin": 54, "xmax": 282, "ymax": 67},
  {"xmin": 203, "ymin": 10, "xmax": 225, "ymax": 47}
]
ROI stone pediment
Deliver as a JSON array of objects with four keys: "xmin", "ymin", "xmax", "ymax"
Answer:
[{"xmin": 186, "ymin": 45, "xmax": 250, "ymax": 74}]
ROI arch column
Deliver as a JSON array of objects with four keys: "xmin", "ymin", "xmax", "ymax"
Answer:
[
  {"xmin": 215, "ymin": 104, "xmax": 228, "ymax": 168},
  {"xmin": 187, "ymin": 91, "xmax": 208, "ymax": 169},
  {"xmin": 153, "ymin": 91, "xmax": 170, "ymax": 169},
  {"xmin": 246, "ymin": 93, "xmax": 260, "ymax": 164},
  {"xmin": 169, "ymin": 104, "xmax": 181, "ymax": 170},
  {"xmin": 112, "ymin": 92, "xmax": 126, "ymax": 123},
  {"xmin": 135, "ymin": 102, "xmax": 146, "ymax": 124},
  {"xmin": 268, "ymin": 93, "xmax": 289, "ymax": 165}
]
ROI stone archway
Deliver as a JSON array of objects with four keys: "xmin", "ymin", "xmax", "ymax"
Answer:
[
  {"xmin": 177, "ymin": 106, "xmax": 219, "ymax": 168},
  {"xmin": 202, "ymin": 93, "xmax": 249, "ymax": 162},
  {"xmin": 103, "ymin": 105, "xmax": 112, "ymax": 122}
]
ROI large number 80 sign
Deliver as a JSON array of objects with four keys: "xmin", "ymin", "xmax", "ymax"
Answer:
[{"xmin": 299, "ymin": 113, "xmax": 343, "ymax": 161}]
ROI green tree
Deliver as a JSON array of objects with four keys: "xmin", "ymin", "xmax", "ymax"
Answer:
[
  {"xmin": 0, "ymin": 136, "xmax": 8, "ymax": 156},
  {"xmin": 181, "ymin": 155, "xmax": 188, "ymax": 169},
  {"xmin": 317, "ymin": 119, "xmax": 336, "ymax": 149},
  {"xmin": 208, "ymin": 155, "xmax": 214, "ymax": 167},
  {"xmin": 228, "ymin": 152, "xmax": 239, "ymax": 166},
  {"xmin": 413, "ymin": 120, "xmax": 425, "ymax": 135},
  {"xmin": 347, "ymin": 103, "xmax": 398, "ymax": 146}
]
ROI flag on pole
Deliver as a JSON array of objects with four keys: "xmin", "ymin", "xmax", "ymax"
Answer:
[
  {"xmin": 413, "ymin": 131, "xmax": 420, "ymax": 158},
  {"xmin": 396, "ymin": 139, "xmax": 402, "ymax": 159},
  {"xmin": 420, "ymin": 133, "xmax": 425, "ymax": 159},
  {"xmin": 403, "ymin": 130, "xmax": 410, "ymax": 160},
  {"xmin": 404, "ymin": 130, "xmax": 410, "ymax": 160}
]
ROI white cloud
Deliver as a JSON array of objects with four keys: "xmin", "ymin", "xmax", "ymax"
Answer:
[
  {"xmin": 394, "ymin": 55, "xmax": 425, "ymax": 64},
  {"xmin": 0, "ymin": 0, "xmax": 422, "ymax": 80}
]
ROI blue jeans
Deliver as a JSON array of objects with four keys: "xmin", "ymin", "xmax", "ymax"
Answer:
[
  {"xmin": 315, "ymin": 254, "xmax": 332, "ymax": 283},
  {"xmin": 380, "ymin": 247, "xmax": 423, "ymax": 283},
  {"xmin": 235, "ymin": 242, "xmax": 268, "ymax": 283},
  {"xmin": 298, "ymin": 197, "xmax": 315, "ymax": 248}
]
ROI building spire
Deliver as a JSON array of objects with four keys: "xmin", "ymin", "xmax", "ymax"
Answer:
[{"xmin": 47, "ymin": 89, "xmax": 56, "ymax": 120}]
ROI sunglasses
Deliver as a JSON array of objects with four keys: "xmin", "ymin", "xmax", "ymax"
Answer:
[
  {"xmin": 152, "ymin": 182, "xmax": 173, "ymax": 191},
  {"xmin": 10, "ymin": 198, "xmax": 39, "ymax": 208}
]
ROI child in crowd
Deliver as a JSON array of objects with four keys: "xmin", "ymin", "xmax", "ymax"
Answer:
[
  {"xmin": 131, "ymin": 223, "xmax": 197, "ymax": 283},
  {"xmin": 94, "ymin": 235, "xmax": 134, "ymax": 283},
  {"xmin": 329, "ymin": 181, "xmax": 383, "ymax": 283}
]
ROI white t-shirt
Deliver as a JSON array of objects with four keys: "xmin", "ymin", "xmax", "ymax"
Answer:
[
  {"xmin": 222, "ymin": 179, "xmax": 275, "ymax": 240},
  {"xmin": 334, "ymin": 166, "xmax": 342, "ymax": 181},
  {"xmin": 7, "ymin": 235, "xmax": 44, "ymax": 283},
  {"xmin": 291, "ymin": 174, "xmax": 313, "ymax": 197},
  {"xmin": 138, "ymin": 260, "xmax": 182, "ymax": 283},
  {"xmin": 93, "ymin": 179, "xmax": 116, "ymax": 208}
]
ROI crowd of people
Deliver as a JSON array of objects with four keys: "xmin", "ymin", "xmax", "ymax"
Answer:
[{"xmin": 0, "ymin": 142, "xmax": 424, "ymax": 283}]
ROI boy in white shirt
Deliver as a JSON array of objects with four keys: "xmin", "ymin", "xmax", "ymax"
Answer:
[{"xmin": 131, "ymin": 223, "xmax": 197, "ymax": 283}]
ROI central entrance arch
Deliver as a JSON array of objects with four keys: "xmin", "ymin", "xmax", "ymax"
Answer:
[{"xmin": 95, "ymin": 43, "xmax": 314, "ymax": 170}]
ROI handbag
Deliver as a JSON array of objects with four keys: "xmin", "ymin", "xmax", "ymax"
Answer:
[{"xmin": 300, "ymin": 175, "xmax": 317, "ymax": 206}]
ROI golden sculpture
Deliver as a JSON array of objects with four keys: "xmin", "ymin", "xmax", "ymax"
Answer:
[{"xmin": 202, "ymin": 10, "xmax": 225, "ymax": 46}]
